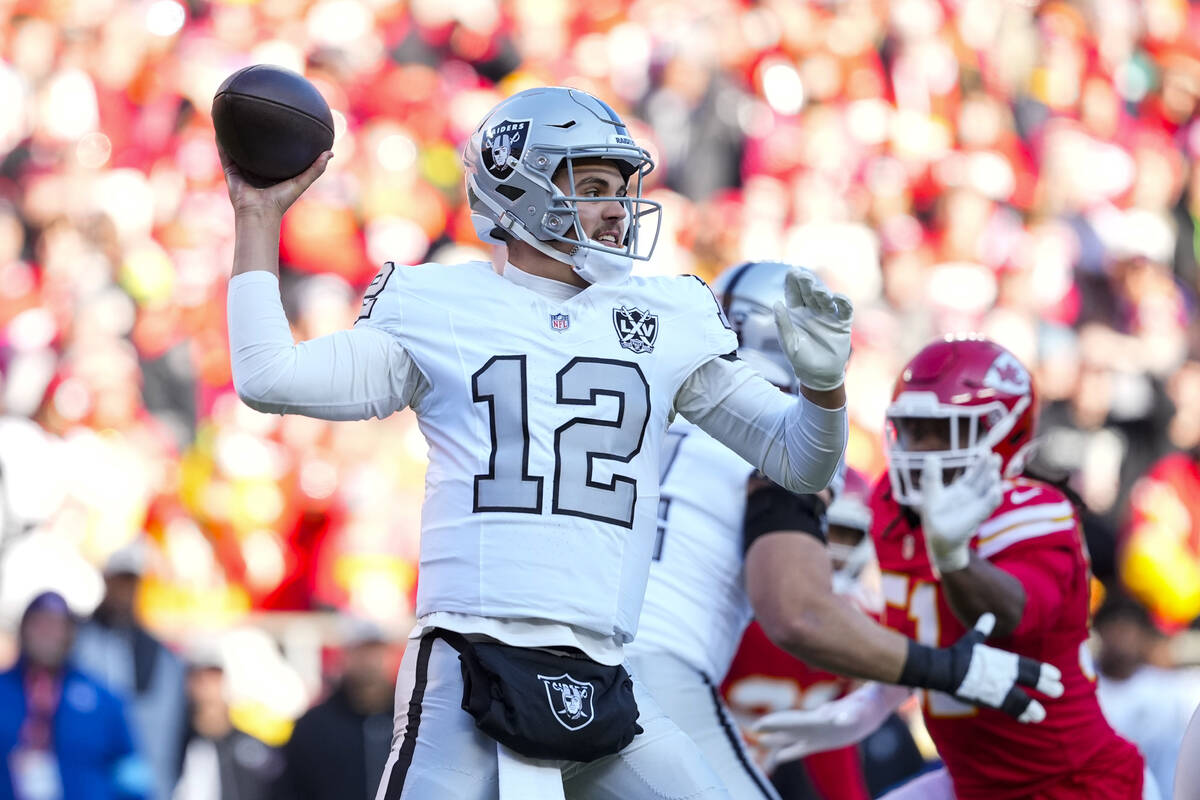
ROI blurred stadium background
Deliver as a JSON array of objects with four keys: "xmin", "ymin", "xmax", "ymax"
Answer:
[{"xmin": 2, "ymin": 0, "xmax": 1200, "ymax": 791}]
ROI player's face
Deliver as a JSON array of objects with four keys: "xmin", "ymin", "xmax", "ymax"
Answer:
[
  {"xmin": 827, "ymin": 523, "xmax": 865, "ymax": 571},
  {"xmin": 553, "ymin": 159, "xmax": 630, "ymax": 249},
  {"xmin": 892, "ymin": 417, "xmax": 959, "ymax": 452},
  {"xmin": 891, "ymin": 416, "xmax": 974, "ymax": 484}
]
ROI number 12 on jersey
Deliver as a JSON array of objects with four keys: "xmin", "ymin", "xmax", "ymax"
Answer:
[{"xmin": 472, "ymin": 355, "xmax": 651, "ymax": 529}]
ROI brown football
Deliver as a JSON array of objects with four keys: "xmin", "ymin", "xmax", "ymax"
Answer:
[{"xmin": 212, "ymin": 64, "xmax": 334, "ymax": 188}]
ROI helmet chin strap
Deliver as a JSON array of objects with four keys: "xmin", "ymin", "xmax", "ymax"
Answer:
[
  {"xmin": 469, "ymin": 176, "xmax": 633, "ymax": 285},
  {"xmin": 568, "ymin": 245, "xmax": 633, "ymax": 285}
]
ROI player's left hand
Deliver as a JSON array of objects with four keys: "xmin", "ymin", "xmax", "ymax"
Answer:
[
  {"xmin": 772, "ymin": 267, "xmax": 853, "ymax": 392},
  {"xmin": 919, "ymin": 452, "xmax": 1004, "ymax": 573},
  {"xmin": 936, "ymin": 613, "xmax": 1064, "ymax": 723}
]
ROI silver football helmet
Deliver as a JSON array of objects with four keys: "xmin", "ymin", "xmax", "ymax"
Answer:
[
  {"xmin": 826, "ymin": 466, "xmax": 875, "ymax": 596},
  {"xmin": 711, "ymin": 261, "xmax": 798, "ymax": 390},
  {"xmin": 463, "ymin": 87, "xmax": 662, "ymax": 267}
]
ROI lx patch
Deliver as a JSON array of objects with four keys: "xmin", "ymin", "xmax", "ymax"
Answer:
[{"xmin": 613, "ymin": 306, "xmax": 658, "ymax": 354}]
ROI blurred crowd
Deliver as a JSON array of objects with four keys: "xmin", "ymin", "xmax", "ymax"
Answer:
[{"xmin": 4, "ymin": 0, "xmax": 1200, "ymax": 796}]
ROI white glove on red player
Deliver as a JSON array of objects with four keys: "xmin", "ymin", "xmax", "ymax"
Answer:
[
  {"xmin": 772, "ymin": 267, "xmax": 853, "ymax": 392},
  {"xmin": 919, "ymin": 452, "xmax": 1004, "ymax": 573},
  {"xmin": 751, "ymin": 683, "xmax": 912, "ymax": 771}
]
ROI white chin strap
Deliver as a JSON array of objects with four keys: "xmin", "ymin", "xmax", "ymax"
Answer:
[
  {"xmin": 513, "ymin": 226, "xmax": 633, "ymax": 286},
  {"xmin": 569, "ymin": 245, "xmax": 633, "ymax": 285}
]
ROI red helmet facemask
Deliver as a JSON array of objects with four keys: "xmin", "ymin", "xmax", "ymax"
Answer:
[{"xmin": 885, "ymin": 336, "xmax": 1037, "ymax": 507}]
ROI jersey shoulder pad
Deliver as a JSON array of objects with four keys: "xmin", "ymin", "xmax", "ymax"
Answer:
[
  {"xmin": 974, "ymin": 478, "xmax": 1078, "ymax": 559},
  {"xmin": 677, "ymin": 274, "xmax": 737, "ymax": 353},
  {"xmin": 355, "ymin": 260, "xmax": 490, "ymax": 329},
  {"xmin": 623, "ymin": 274, "xmax": 730, "ymax": 324}
]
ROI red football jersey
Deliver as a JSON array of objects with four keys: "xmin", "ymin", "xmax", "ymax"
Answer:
[
  {"xmin": 722, "ymin": 621, "xmax": 871, "ymax": 800},
  {"xmin": 869, "ymin": 475, "xmax": 1144, "ymax": 799}
]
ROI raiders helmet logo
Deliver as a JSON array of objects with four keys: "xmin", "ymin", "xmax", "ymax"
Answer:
[
  {"xmin": 613, "ymin": 306, "xmax": 658, "ymax": 354},
  {"xmin": 482, "ymin": 119, "xmax": 531, "ymax": 179},
  {"xmin": 538, "ymin": 673, "xmax": 595, "ymax": 731}
]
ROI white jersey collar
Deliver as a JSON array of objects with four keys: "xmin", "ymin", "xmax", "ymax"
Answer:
[{"xmin": 502, "ymin": 261, "xmax": 584, "ymax": 304}]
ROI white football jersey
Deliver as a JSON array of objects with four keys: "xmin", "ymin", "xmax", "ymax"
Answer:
[
  {"xmin": 356, "ymin": 260, "xmax": 737, "ymax": 644},
  {"xmin": 628, "ymin": 420, "xmax": 755, "ymax": 681}
]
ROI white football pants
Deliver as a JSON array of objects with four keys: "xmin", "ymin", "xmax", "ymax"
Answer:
[
  {"xmin": 626, "ymin": 650, "xmax": 781, "ymax": 800},
  {"xmin": 374, "ymin": 633, "xmax": 732, "ymax": 800}
]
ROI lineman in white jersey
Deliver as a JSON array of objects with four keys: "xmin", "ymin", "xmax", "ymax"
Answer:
[
  {"xmin": 221, "ymin": 87, "xmax": 853, "ymax": 800},
  {"xmin": 627, "ymin": 261, "xmax": 1067, "ymax": 800}
]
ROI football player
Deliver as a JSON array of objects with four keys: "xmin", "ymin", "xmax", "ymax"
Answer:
[
  {"xmin": 755, "ymin": 335, "xmax": 1154, "ymax": 800},
  {"xmin": 626, "ymin": 262, "xmax": 1062, "ymax": 800},
  {"xmin": 721, "ymin": 468, "xmax": 879, "ymax": 800},
  {"xmin": 222, "ymin": 86, "xmax": 852, "ymax": 800}
]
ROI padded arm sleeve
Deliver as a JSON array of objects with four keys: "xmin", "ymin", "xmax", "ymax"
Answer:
[
  {"xmin": 743, "ymin": 478, "xmax": 827, "ymax": 552},
  {"xmin": 227, "ymin": 270, "xmax": 426, "ymax": 420},
  {"xmin": 675, "ymin": 356, "xmax": 846, "ymax": 494}
]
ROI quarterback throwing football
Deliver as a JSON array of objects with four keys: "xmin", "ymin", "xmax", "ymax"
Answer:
[{"xmin": 220, "ymin": 87, "xmax": 1055, "ymax": 799}]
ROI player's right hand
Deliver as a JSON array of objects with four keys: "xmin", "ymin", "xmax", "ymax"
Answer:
[
  {"xmin": 910, "ymin": 612, "xmax": 1064, "ymax": 723},
  {"xmin": 920, "ymin": 452, "xmax": 1004, "ymax": 573},
  {"xmin": 217, "ymin": 140, "xmax": 332, "ymax": 220}
]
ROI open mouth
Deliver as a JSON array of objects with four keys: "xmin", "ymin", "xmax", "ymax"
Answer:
[{"xmin": 593, "ymin": 232, "xmax": 620, "ymax": 246}]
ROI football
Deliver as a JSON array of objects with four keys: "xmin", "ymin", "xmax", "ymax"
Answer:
[{"xmin": 212, "ymin": 64, "xmax": 334, "ymax": 188}]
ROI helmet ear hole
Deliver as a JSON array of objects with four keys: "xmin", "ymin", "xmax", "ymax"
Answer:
[{"xmin": 496, "ymin": 185, "xmax": 525, "ymax": 201}]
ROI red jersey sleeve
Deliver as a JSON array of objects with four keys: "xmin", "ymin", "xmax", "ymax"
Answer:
[
  {"xmin": 972, "ymin": 480, "xmax": 1084, "ymax": 639},
  {"xmin": 990, "ymin": 545, "xmax": 1075, "ymax": 638}
]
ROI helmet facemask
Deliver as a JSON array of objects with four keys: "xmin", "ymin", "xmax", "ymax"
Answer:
[
  {"xmin": 885, "ymin": 391, "xmax": 1030, "ymax": 506},
  {"xmin": 828, "ymin": 523, "xmax": 873, "ymax": 595}
]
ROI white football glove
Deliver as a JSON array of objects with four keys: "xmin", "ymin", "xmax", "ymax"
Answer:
[
  {"xmin": 919, "ymin": 452, "xmax": 1004, "ymax": 573},
  {"xmin": 772, "ymin": 267, "xmax": 853, "ymax": 392},
  {"xmin": 933, "ymin": 613, "xmax": 1064, "ymax": 723},
  {"xmin": 751, "ymin": 683, "xmax": 912, "ymax": 771}
]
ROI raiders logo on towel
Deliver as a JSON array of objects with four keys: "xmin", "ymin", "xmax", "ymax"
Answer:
[{"xmin": 538, "ymin": 673, "xmax": 595, "ymax": 731}]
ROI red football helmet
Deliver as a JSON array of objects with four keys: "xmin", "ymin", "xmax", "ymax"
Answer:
[
  {"xmin": 826, "ymin": 467, "xmax": 874, "ymax": 594},
  {"xmin": 885, "ymin": 335, "xmax": 1037, "ymax": 506}
]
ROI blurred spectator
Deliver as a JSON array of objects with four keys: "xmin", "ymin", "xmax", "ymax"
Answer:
[
  {"xmin": 173, "ymin": 645, "xmax": 280, "ymax": 800},
  {"xmin": 1121, "ymin": 448, "xmax": 1200, "ymax": 629},
  {"xmin": 271, "ymin": 619, "xmax": 394, "ymax": 800},
  {"xmin": 1094, "ymin": 592, "xmax": 1193, "ymax": 799},
  {"xmin": 0, "ymin": 590, "xmax": 150, "ymax": 800},
  {"xmin": 74, "ymin": 543, "xmax": 186, "ymax": 800}
]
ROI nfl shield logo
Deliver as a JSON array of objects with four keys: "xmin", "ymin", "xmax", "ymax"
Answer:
[
  {"xmin": 538, "ymin": 673, "xmax": 595, "ymax": 731},
  {"xmin": 613, "ymin": 306, "xmax": 659, "ymax": 354},
  {"xmin": 481, "ymin": 119, "xmax": 531, "ymax": 180},
  {"xmin": 550, "ymin": 313, "xmax": 570, "ymax": 332}
]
